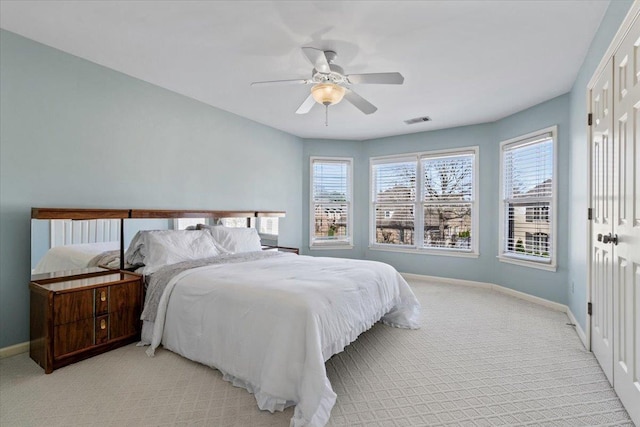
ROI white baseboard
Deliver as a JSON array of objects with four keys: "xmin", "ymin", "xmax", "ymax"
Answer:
[
  {"xmin": 489, "ymin": 282, "xmax": 567, "ymax": 312},
  {"xmin": 566, "ymin": 308, "xmax": 588, "ymax": 349},
  {"xmin": 402, "ymin": 272, "xmax": 586, "ymax": 346},
  {"xmin": 0, "ymin": 341, "xmax": 29, "ymax": 359},
  {"xmin": 402, "ymin": 272, "xmax": 495, "ymax": 290},
  {"xmin": 402, "ymin": 272, "xmax": 567, "ymax": 312}
]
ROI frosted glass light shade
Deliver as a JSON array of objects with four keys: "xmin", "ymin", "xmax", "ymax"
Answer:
[{"xmin": 311, "ymin": 83, "xmax": 346, "ymax": 106}]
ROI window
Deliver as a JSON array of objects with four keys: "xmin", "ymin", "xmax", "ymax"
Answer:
[
  {"xmin": 372, "ymin": 158, "xmax": 416, "ymax": 246},
  {"xmin": 370, "ymin": 147, "xmax": 478, "ymax": 256},
  {"xmin": 220, "ymin": 217, "xmax": 251, "ymax": 228},
  {"xmin": 310, "ymin": 157, "xmax": 353, "ymax": 248},
  {"xmin": 258, "ymin": 217, "xmax": 279, "ymax": 236},
  {"xmin": 499, "ymin": 126, "xmax": 556, "ymax": 270},
  {"xmin": 423, "ymin": 153, "xmax": 474, "ymax": 251}
]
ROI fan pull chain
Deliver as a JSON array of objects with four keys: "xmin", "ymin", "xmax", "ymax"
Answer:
[{"xmin": 325, "ymin": 105, "xmax": 329, "ymax": 127}]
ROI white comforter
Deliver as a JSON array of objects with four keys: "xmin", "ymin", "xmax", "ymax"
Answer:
[{"xmin": 145, "ymin": 253, "xmax": 421, "ymax": 427}]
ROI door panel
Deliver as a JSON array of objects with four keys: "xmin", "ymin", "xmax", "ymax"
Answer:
[
  {"xmin": 591, "ymin": 59, "xmax": 615, "ymax": 384},
  {"xmin": 612, "ymin": 16, "xmax": 640, "ymax": 423}
]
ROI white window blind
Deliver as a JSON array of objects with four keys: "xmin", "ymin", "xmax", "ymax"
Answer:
[
  {"xmin": 311, "ymin": 157, "xmax": 352, "ymax": 246},
  {"xmin": 220, "ymin": 217, "xmax": 252, "ymax": 228},
  {"xmin": 501, "ymin": 130, "xmax": 555, "ymax": 264},
  {"xmin": 370, "ymin": 147, "xmax": 478, "ymax": 255},
  {"xmin": 422, "ymin": 153, "xmax": 475, "ymax": 251},
  {"xmin": 372, "ymin": 160, "xmax": 417, "ymax": 246},
  {"xmin": 258, "ymin": 217, "xmax": 279, "ymax": 235}
]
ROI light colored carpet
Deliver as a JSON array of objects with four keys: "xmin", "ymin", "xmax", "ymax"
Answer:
[{"xmin": 0, "ymin": 280, "xmax": 633, "ymax": 427}]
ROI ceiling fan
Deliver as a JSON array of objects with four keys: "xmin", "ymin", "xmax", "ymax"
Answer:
[{"xmin": 251, "ymin": 47, "xmax": 404, "ymax": 121}]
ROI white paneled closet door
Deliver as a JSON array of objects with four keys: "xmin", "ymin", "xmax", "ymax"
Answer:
[
  {"xmin": 590, "ymin": 59, "xmax": 615, "ymax": 384},
  {"xmin": 589, "ymin": 7, "xmax": 640, "ymax": 425},
  {"xmin": 612, "ymin": 13, "xmax": 640, "ymax": 423}
]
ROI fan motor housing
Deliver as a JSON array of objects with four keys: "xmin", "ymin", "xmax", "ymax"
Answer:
[{"xmin": 312, "ymin": 64, "xmax": 346, "ymax": 84}]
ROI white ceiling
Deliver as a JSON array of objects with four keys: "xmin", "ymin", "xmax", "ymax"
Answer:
[{"xmin": 0, "ymin": 1, "xmax": 609, "ymax": 141}]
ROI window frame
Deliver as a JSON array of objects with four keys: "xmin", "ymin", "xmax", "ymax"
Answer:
[
  {"xmin": 309, "ymin": 156, "xmax": 354, "ymax": 250},
  {"xmin": 369, "ymin": 146, "xmax": 479, "ymax": 257},
  {"xmin": 498, "ymin": 125, "xmax": 558, "ymax": 271}
]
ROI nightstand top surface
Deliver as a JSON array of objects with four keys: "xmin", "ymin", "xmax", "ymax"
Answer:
[
  {"xmin": 31, "ymin": 266, "xmax": 109, "ymax": 282},
  {"xmin": 31, "ymin": 271, "xmax": 140, "ymax": 293}
]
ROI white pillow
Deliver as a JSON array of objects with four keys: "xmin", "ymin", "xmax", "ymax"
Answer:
[
  {"xmin": 124, "ymin": 230, "xmax": 152, "ymax": 266},
  {"xmin": 203, "ymin": 225, "xmax": 262, "ymax": 254},
  {"xmin": 126, "ymin": 230, "xmax": 221, "ymax": 274},
  {"xmin": 125, "ymin": 229, "xmax": 171, "ymax": 266}
]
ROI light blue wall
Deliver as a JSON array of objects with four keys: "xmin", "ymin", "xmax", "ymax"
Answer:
[
  {"xmin": 493, "ymin": 95, "xmax": 570, "ymax": 303},
  {"xmin": 0, "ymin": 30, "xmax": 303, "ymax": 348},
  {"xmin": 361, "ymin": 123, "xmax": 496, "ymax": 285},
  {"xmin": 568, "ymin": 0, "xmax": 634, "ymax": 331},
  {"xmin": 302, "ymin": 94, "xmax": 570, "ymax": 305}
]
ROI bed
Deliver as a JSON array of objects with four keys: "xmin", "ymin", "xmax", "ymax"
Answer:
[{"xmin": 133, "ymin": 227, "xmax": 421, "ymax": 427}]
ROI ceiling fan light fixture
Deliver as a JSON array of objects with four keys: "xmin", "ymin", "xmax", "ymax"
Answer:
[{"xmin": 311, "ymin": 83, "xmax": 345, "ymax": 106}]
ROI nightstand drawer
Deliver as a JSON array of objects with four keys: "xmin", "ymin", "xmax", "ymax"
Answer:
[
  {"xmin": 96, "ymin": 315, "xmax": 109, "ymax": 344},
  {"xmin": 54, "ymin": 318, "xmax": 94, "ymax": 357},
  {"xmin": 95, "ymin": 287, "xmax": 109, "ymax": 315},
  {"xmin": 110, "ymin": 309, "xmax": 138, "ymax": 339},
  {"xmin": 110, "ymin": 281, "xmax": 140, "ymax": 313},
  {"xmin": 54, "ymin": 290, "xmax": 94, "ymax": 325}
]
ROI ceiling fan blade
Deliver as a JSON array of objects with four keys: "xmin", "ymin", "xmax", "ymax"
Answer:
[
  {"xmin": 302, "ymin": 47, "xmax": 331, "ymax": 73},
  {"xmin": 251, "ymin": 79, "xmax": 310, "ymax": 87},
  {"xmin": 295, "ymin": 94, "xmax": 316, "ymax": 114},
  {"xmin": 346, "ymin": 72, "xmax": 404, "ymax": 85},
  {"xmin": 344, "ymin": 89, "xmax": 377, "ymax": 115}
]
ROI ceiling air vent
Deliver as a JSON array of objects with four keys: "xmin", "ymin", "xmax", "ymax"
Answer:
[{"xmin": 404, "ymin": 116, "xmax": 432, "ymax": 125}]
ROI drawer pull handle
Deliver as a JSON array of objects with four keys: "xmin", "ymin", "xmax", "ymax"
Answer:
[
  {"xmin": 100, "ymin": 319, "xmax": 106, "ymax": 330},
  {"xmin": 100, "ymin": 291, "xmax": 107, "ymax": 302}
]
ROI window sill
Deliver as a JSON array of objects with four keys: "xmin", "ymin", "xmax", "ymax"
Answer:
[
  {"xmin": 309, "ymin": 244, "xmax": 354, "ymax": 251},
  {"xmin": 368, "ymin": 245, "xmax": 479, "ymax": 258},
  {"xmin": 497, "ymin": 255, "xmax": 557, "ymax": 272}
]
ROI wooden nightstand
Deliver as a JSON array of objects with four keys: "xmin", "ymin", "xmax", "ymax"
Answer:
[
  {"xmin": 262, "ymin": 245, "xmax": 299, "ymax": 254},
  {"xmin": 29, "ymin": 268, "xmax": 143, "ymax": 374}
]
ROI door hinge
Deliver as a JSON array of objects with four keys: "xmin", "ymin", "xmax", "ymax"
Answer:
[
  {"xmin": 588, "ymin": 302, "xmax": 593, "ymax": 316},
  {"xmin": 588, "ymin": 207, "xmax": 593, "ymax": 220},
  {"xmin": 588, "ymin": 113, "xmax": 593, "ymax": 126}
]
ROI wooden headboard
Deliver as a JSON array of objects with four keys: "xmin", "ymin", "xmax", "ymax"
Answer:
[
  {"xmin": 32, "ymin": 208, "xmax": 286, "ymax": 220},
  {"xmin": 128, "ymin": 209, "xmax": 286, "ymax": 219}
]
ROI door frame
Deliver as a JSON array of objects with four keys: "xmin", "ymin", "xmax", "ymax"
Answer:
[{"xmin": 586, "ymin": 0, "xmax": 640, "ymax": 352}]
